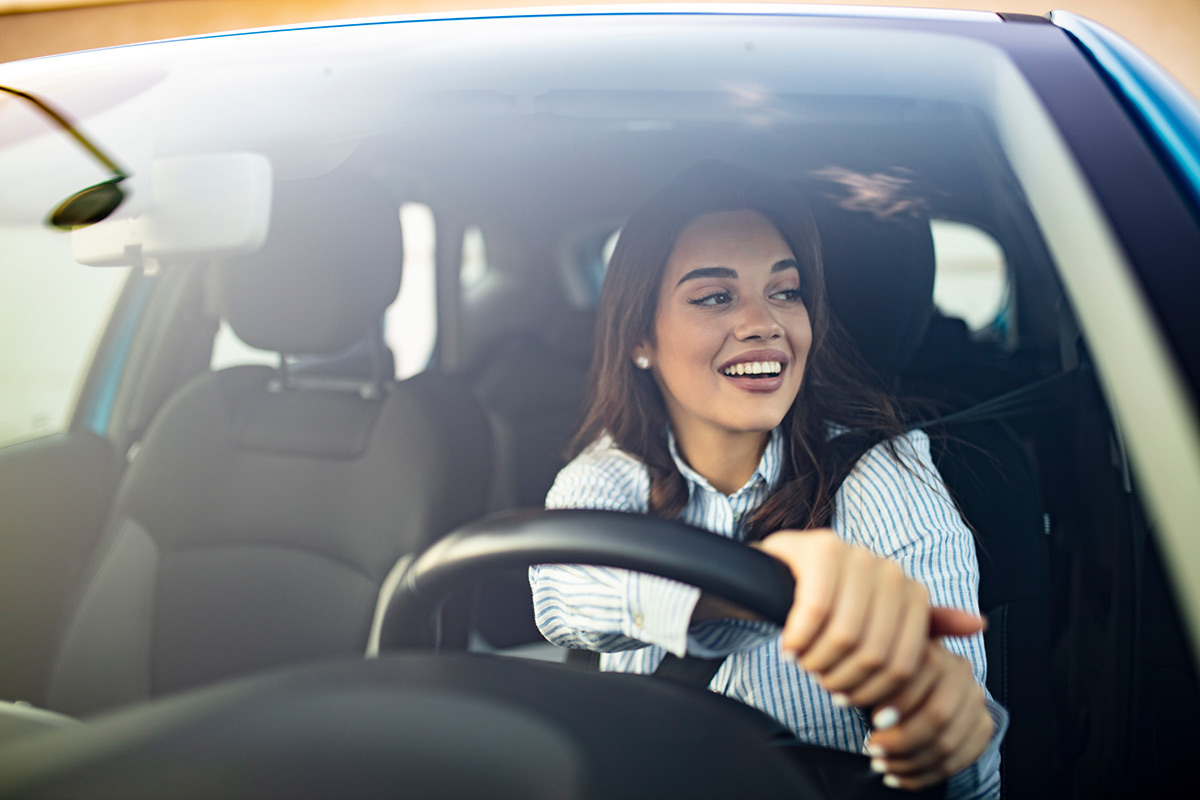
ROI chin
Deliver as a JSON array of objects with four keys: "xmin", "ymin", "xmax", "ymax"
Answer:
[{"xmin": 725, "ymin": 416, "xmax": 788, "ymax": 435}]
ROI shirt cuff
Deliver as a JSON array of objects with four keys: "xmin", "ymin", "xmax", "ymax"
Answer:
[
  {"xmin": 623, "ymin": 571, "xmax": 701, "ymax": 657},
  {"xmin": 944, "ymin": 698, "xmax": 1009, "ymax": 800}
]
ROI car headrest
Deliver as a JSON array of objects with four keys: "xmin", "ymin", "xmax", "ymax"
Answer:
[
  {"xmin": 811, "ymin": 198, "xmax": 936, "ymax": 378},
  {"xmin": 213, "ymin": 171, "xmax": 403, "ymax": 356}
]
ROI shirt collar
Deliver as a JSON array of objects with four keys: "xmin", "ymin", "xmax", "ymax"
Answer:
[{"xmin": 666, "ymin": 426, "xmax": 784, "ymax": 497}]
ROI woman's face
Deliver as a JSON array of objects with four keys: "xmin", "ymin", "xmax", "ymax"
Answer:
[{"xmin": 635, "ymin": 209, "xmax": 813, "ymax": 447}]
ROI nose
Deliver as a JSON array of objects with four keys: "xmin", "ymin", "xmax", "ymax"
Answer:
[{"xmin": 734, "ymin": 296, "xmax": 783, "ymax": 341}]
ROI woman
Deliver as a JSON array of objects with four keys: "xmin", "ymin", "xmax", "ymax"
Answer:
[{"xmin": 529, "ymin": 163, "xmax": 1006, "ymax": 798}]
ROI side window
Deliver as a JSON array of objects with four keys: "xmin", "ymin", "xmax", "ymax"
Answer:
[
  {"xmin": 0, "ymin": 227, "xmax": 130, "ymax": 448},
  {"xmin": 387, "ymin": 203, "xmax": 437, "ymax": 379},
  {"xmin": 211, "ymin": 201, "xmax": 438, "ymax": 381},
  {"xmin": 930, "ymin": 220, "xmax": 1008, "ymax": 331},
  {"xmin": 460, "ymin": 224, "xmax": 488, "ymax": 291},
  {"xmin": 571, "ymin": 227, "xmax": 620, "ymax": 306}
]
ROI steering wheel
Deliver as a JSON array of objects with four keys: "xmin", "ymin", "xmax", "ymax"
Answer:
[
  {"xmin": 376, "ymin": 508, "xmax": 796, "ymax": 651},
  {"xmin": 374, "ymin": 508, "xmax": 941, "ymax": 799}
]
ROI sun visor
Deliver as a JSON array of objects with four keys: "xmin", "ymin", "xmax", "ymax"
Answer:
[{"xmin": 72, "ymin": 153, "xmax": 271, "ymax": 267}]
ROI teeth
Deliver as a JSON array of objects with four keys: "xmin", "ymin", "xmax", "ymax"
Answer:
[{"xmin": 723, "ymin": 361, "xmax": 782, "ymax": 377}]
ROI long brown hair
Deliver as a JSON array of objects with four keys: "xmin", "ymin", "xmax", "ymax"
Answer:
[{"xmin": 573, "ymin": 162, "xmax": 907, "ymax": 538}]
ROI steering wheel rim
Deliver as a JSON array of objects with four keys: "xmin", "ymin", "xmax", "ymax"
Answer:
[{"xmin": 378, "ymin": 508, "xmax": 795, "ymax": 651}]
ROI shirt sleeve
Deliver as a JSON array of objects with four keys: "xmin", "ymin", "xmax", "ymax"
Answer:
[
  {"xmin": 529, "ymin": 440, "xmax": 703, "ymax": 657},
  {"xmin": 836, "ymin": 430, "xmax": 1006, "ymax": 799}
]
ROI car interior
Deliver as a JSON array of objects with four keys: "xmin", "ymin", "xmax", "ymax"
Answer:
[{"xmin": 1, "ymin": 13, "xmax": 1199, "ymax": 798}]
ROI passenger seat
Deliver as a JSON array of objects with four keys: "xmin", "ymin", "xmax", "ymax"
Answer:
[{"xmin": 47, "ymin": 171, "xmax": 493, "ymax": 716}]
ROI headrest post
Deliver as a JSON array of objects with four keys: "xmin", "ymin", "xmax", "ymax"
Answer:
[
  {"xmin": 270, "ymin": 352, "xmax": 291, "ymax": 393},
  {"xmin": 364, "ymin": 328, "xmax": 388, "ymax": 400}
]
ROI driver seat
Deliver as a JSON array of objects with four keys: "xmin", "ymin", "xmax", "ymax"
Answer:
[{"xmin": 46, "ymin": 171, "xmax": 493, "ymax": 716}]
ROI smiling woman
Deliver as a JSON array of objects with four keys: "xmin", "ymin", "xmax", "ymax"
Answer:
[{"xmin": 530, "ymin": 162, "xmax": 1002, "ymax": 797}]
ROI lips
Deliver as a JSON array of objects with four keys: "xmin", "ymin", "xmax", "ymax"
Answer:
[{"xmin": 719, "ymin": 349, "xmax": 789, "ymax": 393}]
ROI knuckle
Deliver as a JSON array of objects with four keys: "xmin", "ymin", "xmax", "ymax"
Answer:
[
  {"xmin": 801, "ymin": 599, "xmax": 831, "ymax": 630},
  {"xmin": 856, "ymin": 644, "xmax": 887, "ymax": 673},
  {"xmin": 816, "ymin": 536, "xmax": 843, "ymax": 560},
  {"xmin": 824, "ymin": 627, "xmax": 859, "ymax": 657},
  {"xmin": 880, "ymin": 559, "xmax": 905, "ymax": 583},
  {"xmin": 926, "ymin": 703, "xmax": 952, "ymax": 729},
  {"xmin": 884, "ymin": 659, "xmax": 916, "ymax": 686}
]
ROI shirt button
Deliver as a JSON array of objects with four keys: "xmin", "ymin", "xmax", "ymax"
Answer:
[{"xmin": 633, "ymin": 613, "xmax": 645, "ymax": 628}]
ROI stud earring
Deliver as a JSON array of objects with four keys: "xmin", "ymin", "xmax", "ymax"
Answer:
[{"xmin": 635, "ymin": 356, "xmax": 651, "ymax": 370}]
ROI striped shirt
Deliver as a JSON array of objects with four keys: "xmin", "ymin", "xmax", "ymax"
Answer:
[{"xmin": 530, "ymin": 426, "xmax": 1006, "ymax": 799}]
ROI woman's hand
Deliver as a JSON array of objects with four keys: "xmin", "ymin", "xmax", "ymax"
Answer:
[
  {"xmin": 757, "ymin": 529, "xmax": 947, "ymax": 708},
  {"xmin": 756, "ymin": 529, "xmax": 992, "ymax": 790},
  {"xmin": 864, "ymin": 643, "xmax": 994, "ymax": 790}
]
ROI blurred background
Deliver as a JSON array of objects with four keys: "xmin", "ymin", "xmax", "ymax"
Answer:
[{"xmin": 2, "ymin": 1, "xmax": 1199, "ymax": 99}]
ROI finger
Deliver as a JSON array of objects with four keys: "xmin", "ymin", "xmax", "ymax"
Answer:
[
  {"xmin": 829, "ymin": 573, "xmax": 926, "ymax": 707},
  {"xmin": 876, "ymin": 681, "xmax": 980, "ymax": 774},
  {"xmin": 877, "ymin": 704, "xmax": 994, "ymax": 791},
  {"xmin": 799, "ymin": 546, "xmax": 877, "ymax": 675},
  {"xmin": 871, "ymin": 649, "xmax": 973, "ymax": 759},
  {"xmin": 865, "ymin": 645, "xmax": 940, "ymax": 758},
  {"xmin": 869, "ymin": 641, "xmax": 940, "ymax": 724},
  {"xmin": 928, "ymin": 606, "xmax": 985, "ymax": 639}
]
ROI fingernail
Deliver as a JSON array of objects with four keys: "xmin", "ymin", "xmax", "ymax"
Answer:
[
  {"xmin": 883, "ymin": 775, "xmax": 901, "ymax": 789},
  {"xmin": 866, "ymin": 744, "xmax": 886, "ymax": 758},
  {"xmin": 870, "ymin": 758, "xmax": 887, "ymax": 774},
  {"xmin": 873, "ymin": 706, "xmax": 900, "ymax": 730},
  {"xmin": 831, "ymin": 692, "xmax": 851, "ymax": 708}
]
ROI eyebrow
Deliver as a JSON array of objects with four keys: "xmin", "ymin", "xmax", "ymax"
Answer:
[{"xmin": 675, "ymin": 259, "xmax": 799, "ymax": 287}]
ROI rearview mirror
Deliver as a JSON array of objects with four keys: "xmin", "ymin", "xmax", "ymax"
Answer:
[
  {"xmin": 49, "ymin": 177, "xmax": 126, "ymax": 229},
  {"xmin": 0, "ymin": 84, "xmax": 129, "ymax": 229}
]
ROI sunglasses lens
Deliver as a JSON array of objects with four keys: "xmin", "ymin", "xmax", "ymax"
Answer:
[{"xmin": 50, "ymin": 180, "xmax": 125, "ymax": 229}]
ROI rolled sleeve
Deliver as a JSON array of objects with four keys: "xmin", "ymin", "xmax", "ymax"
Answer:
[
  {"xmin": 532, "ymin": 437, "xmax": 699, "ymax": 655},
  {"xmin": 625, "ymin": 572, "xmax": 701, "ymax": 657}
]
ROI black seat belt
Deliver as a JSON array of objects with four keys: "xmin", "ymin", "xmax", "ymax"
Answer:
[{"xmin": 650, "ymin": 368, "xmax": 1080, "ymax": 688}]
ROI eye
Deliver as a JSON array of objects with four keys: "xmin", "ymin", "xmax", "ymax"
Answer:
[
  {"xmin": 688, "ymin": 290, "xmax": 733, "ymax": 307},
  {"xmin": 770, "ymin": 288, "xmax": 804, "ymax": 303}
]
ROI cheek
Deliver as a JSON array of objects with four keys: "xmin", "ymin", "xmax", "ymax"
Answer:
[
  {"xmin": 786, "ymin": 308, "xmax": 814, "ymax": 356},
  {"xmin": 654, "ymin": 310, "xmax": 723, "ymax": 365}
]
